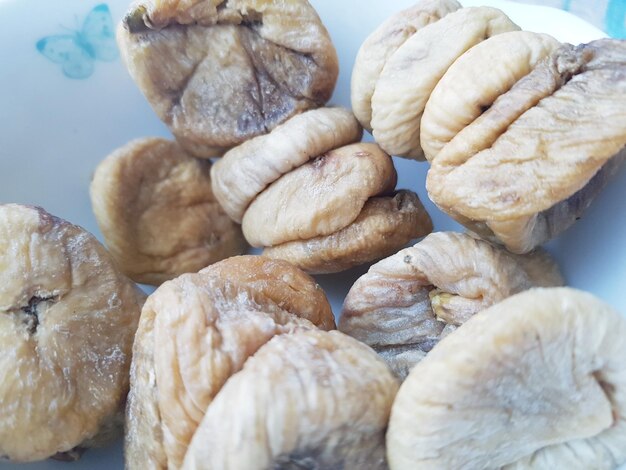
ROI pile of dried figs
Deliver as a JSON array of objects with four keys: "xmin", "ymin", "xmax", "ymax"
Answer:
[{"xmin": 1, "ymin": 0, "xmax": 626, "ymax": 468}]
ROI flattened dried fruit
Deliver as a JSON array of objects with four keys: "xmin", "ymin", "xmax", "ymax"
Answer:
[
  {"xmin": 125, "ymin": 256, "xmax": 335, "ymax": 469},
  {"xmin": 387, "ymin": 287, "xmax": 626, "ymax": 469},
  {"xmin": 118, "ymin": 0, "xmax": 339, "ymax": 157},
  {"xmin": 427, "ymin": 39, "xmax": 626, "ymax": 253},
  {"xmin": 211, "ymin": 107, "xmax": 362, "ymax": 223},
  {"xmin": 91, "ymin": 138, "xmax": 247, "ymax": 285},
  {"xmin": 212, "ymin": 105, "xmax": 431, "ymax": 273},
  {"xmin": 183, "ymin": 329, "xmax": 399, "ymax": 469},
  {"xmin": 420, "ymin": 31, "xmax": 560, "ymax": 161},
  {"xmin": 351, "ymin": 0, "xmax": 461, "ymax": 131},
  {"xmin": 264, "ymin": 191, "xmax": 433, "ymax": 274},
  {"xmin": 0, "ymin": 204, "xmax": 145, "ymax": 462},
  {"xmin": 242, "ymin": 142, "xmax": 397, "ymax": 247},
  {"xmin": 339, "ymin": 232, "xmax": 562, "ymax": 379},
  {"xmin": 370, "ymin": 7, "xmax": 519, "ymax": 160}
]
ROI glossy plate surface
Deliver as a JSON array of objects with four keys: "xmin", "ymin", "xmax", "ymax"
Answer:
[{"xmin": 0, "ymin": 0, "xmax": 621, "ymax": 468}]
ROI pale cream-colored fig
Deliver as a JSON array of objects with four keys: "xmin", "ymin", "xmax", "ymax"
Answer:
[
  {"xmin": 387, "ymin": 287, "xmax": 626, "ymax": 469},
  {"xmin": 351, "ymin": 0, "xmax": 461, "ymax": 131},
  {"xmin": 90, "ymin": 137, "xmax": 247, "ymax": 285},
  {"xmin": 213, "ymin": 106, "xmax": 430, "ymax": 273},
  {"xmin": 125, "ymin": 255, "xmax": 335, "ymax": 469},
  {"xmin": 420, "ymin": 31, "xmax": 560, "ymax": 161},
  {"xmin": 264, "ymin": 190, "xmax": 433, "ymax": 274},
  {"xmin": 370, "ymin": 6, "xmax": 519, "ymax": 160},
  {"xmin": 0, "ymin": 204, "xmax": 145, "ymax": 462},
  {"xmin": 339, "ymin": 232, "xmax": 563, "ymax": 380},
  {"xmin": 117, "ymin": 0, "xmax": 338, "ymax": 158},
  {"xmin": 242, "ymin": 142, "xmax": 397, "ymax": 247},
  {"xmin": 183, "ymin": 329, "xmax": 399, "ymax": 469},
  {"xmin": 427, "ymin": 39, "xmax": 626, "ymax": 253},
  {"xmin": 211, "ymin": 107, "xmax": 362, "ymax": 223}
]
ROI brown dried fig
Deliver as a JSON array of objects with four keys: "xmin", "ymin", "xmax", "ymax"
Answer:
[
  {"xmin": 427, "ymin": 39, "xmax": 626, "ymax": 253},
  {"xmin": 125, "ymin": 256, "xmax": 335, "ymax": 469},
  {"xmin": 183, "ymin": 329, "xmax": 399, "ymax": 469},
  {"xmin": 212, "ymin": 107, "xmax": 432, "ymax": 274},
  {"xmin": 370, "ymin": 6, "xmax": 519, "ymax": 160},
  {"xmin": 0, "ymin": 204, "xmax": 145, "ymax": 462},
  {"xmin": 117, "ymin": 0, "xmax": 338, "ymax": 158},
  {"xmin": 339, "ymin": 232, "xmax": 563, "ymax": 380},
  {"xmin": 242, "ymin": 142, "xmax": 397, "ymax": 247},
  {"xmin": 90, "ymin": 137, "xmax": 247, "ymax": 285},
  {"xmin": 351, "ymin": 0, "xmax": 461, "ymax": 131},
  {"xmin": 420, "ymin": 31, "xmax": 560, "ymax": 161},
  {"xmin": 211, "ymin": 107, "xmax": 363, "ymax": 223},
  {"xmin": 264, "ymin": 191, "xmax": 433, "ymax": 274},
  {"xmin": 387, "ymin": 287, "xmax": 626, "ymax": 469}
]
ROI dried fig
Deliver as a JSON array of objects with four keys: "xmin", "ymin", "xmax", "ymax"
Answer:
[
  {"xmin": 339, "ymin": 232, "xmax": 563, "ymax": 380},
  {"xmin": 211, "ymin": 107, "xmax": 362, "ymax": 223},
  {"xmin": 264, "ymin": 191, "xmax": 433, "ymax": 274},
  {"xmin": 427, "ymin": 39, "xmax": 626, "ymax": 253},
  {"xmin": 351, "ymin": 0, "xmax": 461, "ymax": 131},
  {"xmin": 91, "ymin": 138, "xmax": 247, "ymax": 285},
  {"xmin": 420, "ymin": 31, "xmax": 560, "ymax": 161},
  {"xmin": 117, "ymin": 0, "xmax": 338, "ymax": 158},
  {"xmin": 125, "ymin": 256, "xmax": 335, "ymax": 469},
  {"xmin": 0, "ymin": 204, "xmax": 145, "ymax": 462},
  {"xmin": 183, "ymin": 329, "xmax": 399, "ymax": 469},
  {"xmin": 242, "ymin": 142, "xmax": 397, "ymax": 247},
  {"xmin": 387, "ymin": 287, "xmax": 626, "ymax": 469},
  {"xmin": 370, "ymin": 6, "xmax": 519, "ymax": 160},
  {"xmin": 212, "ymin": 106, "xmax": 432, "ymax": 273}
]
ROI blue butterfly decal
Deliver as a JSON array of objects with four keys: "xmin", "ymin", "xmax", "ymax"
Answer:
[
  {"xmin": 36, "ymin": 4, "xmax": 118, "ymax": 79},
  {"xmin": 606, "ymin": 0, "xmax": 626, "ymax": 39}
]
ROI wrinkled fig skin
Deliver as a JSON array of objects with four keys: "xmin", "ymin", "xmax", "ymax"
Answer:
[
  {"xmin": 213, "ymin": 105, "xmax": 424, "ymax": 273},
  {"xmin": 351, "ymin": 0, "xmax": 461, "ymax": 131},
  {"xmin": 90, "ymin": 138, "xmax": 247, "ymax": 285},
  {"xmin": 212, "ymin": 107, "xmax": 363, "ymax": 223},
  {"xmin": 459, "ymin": 151, "xmax": 626, "ymax": 254},
  {"xmin": 125, "ymin": 256, "xmax": 336, "ymax": 469},
  {"xmin": 370, "ymin": 7, "xmax": 520, "ymax": 160},
  {"xmin": 427, "ymin": 39, "xmax": 626, "ymax": 253},
  {"xmin": 118, "ymin": 0, "xmax": 339, "ymax": 158},
  {"xmin": 242, "ymin": 142, "xmax": 397, "ymax": 247},
  {"xmin": 339, "ymin": 232, "xmax": 563, "ymax": 380},
  {"xmin": 420, "ymin": 31, "xmax": 560, "ymax": 161},
  {"xmin": 183, "ymin": 330, "xmax": 399, "ymax": 469},
  {"xmin": 387, "ymin": 288, "xmax": 626, "ymax": 469},
  {"xmin": 264, "ymin": 191, "xmax": 433, "ymax": 275},
  {"xmin": 0, "ymin": 205, "xmax": 145, "ymax": 462}
]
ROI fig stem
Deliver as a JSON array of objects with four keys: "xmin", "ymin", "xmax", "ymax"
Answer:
[{"xmin": 124, "ymin": 6, "xmax": 150, "ymax": 33}]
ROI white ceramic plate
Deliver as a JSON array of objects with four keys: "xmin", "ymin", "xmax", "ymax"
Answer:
[{"xmin": 0, "ymin": 0, "xmax": 621, "ymax": 468}]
